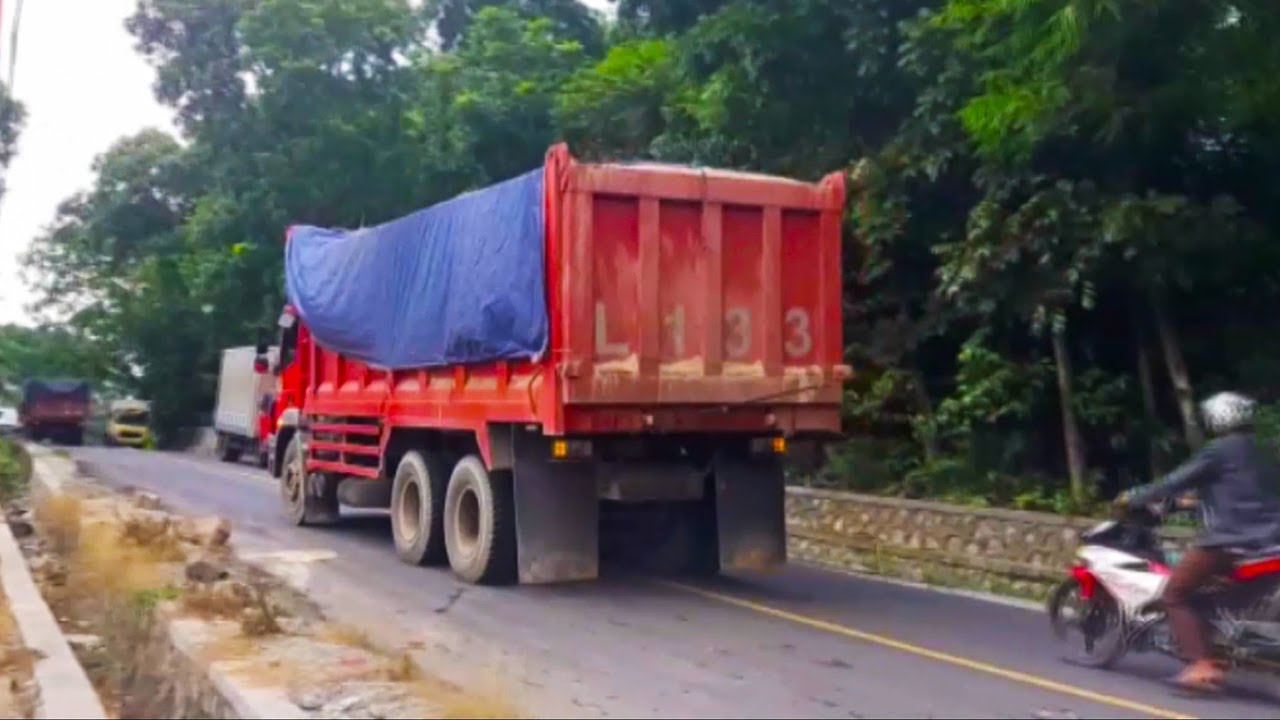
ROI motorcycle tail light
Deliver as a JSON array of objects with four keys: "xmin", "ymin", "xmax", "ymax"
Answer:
[{"xmin": 1071, "ymin": 564, "xmax": 1096, "ymax": 600}]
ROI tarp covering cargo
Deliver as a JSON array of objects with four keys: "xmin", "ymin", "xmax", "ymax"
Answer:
[
  {"xmin": 284, "ymin": 169, "xmax": 548, "ymax": 369},
  {"xmin": 21, "ymin": 379, "xmax": 91, "ymax": 409}
]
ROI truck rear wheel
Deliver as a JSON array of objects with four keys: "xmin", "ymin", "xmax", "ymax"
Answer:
[
  {"xmin": 444, "ymin": 456, "xmax": 515, "ymax": 585},
  {"xmin": 391, "ymin": 451, "xmax": 447, "ymax": 566},
  {"xmin": 281, "ymin": 435, "xmax": 339, "ymax": 526},
  {"xmin": 216, "ymin": 433, "xmax": 242, "ymax": 463}
]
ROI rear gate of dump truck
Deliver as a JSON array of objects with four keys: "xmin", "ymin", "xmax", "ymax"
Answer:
[
  {"xmin": 549, "ymin": 155, "xmax": 847, "ymax": 427},
  {"xmin": 515, "ymin": 150, "xmax": 848, "ymax": 581}
]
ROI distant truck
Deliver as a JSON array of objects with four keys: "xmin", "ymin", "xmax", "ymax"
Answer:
[
  {"xmin": 105, "ymin": 398, "xmax": 153, "ymax": 448},
  {"xmin": 259, "ymin": 144, "xmax": 849, "ymax": 587},
  {"xmin": 20, "ymin": 378, "xmax": 92, "ymax": 446},
  {"xmin": 213, "ymin": 345, "xmax": 278, "ymax": 466}
]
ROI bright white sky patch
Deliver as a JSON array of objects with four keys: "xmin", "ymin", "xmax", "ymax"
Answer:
[
  {"xmin": 0, "ymin": 0, "xmax": 176, "ymax": 324},
  {"xmin": 0, "ymin": 0, "xmax": 614, "ymax": 326}
]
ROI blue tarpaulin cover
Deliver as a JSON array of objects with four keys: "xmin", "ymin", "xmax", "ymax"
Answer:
[{"xmin": 284, "ymin": 169, "xmax": 547, "ymax": 369}]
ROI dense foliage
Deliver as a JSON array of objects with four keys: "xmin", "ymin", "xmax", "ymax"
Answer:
[{"xmin": 10, "ymin": 0, "xmax": 1280, "ymax": 512}]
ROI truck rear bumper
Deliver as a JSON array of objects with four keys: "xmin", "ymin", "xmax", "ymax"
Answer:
[{"xmin": 506, "ymin": 429, "xmax": 788, "ymax": 584}]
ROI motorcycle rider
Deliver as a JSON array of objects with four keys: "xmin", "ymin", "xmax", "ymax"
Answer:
[{"xmin": 1116, "ymin": 391, "xmax": 1280, "ymax": 691}]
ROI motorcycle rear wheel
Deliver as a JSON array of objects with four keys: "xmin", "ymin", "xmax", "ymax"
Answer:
[{"xmin": 1048, "ymin": 578, "xmax": 1127, "ymax": 668}]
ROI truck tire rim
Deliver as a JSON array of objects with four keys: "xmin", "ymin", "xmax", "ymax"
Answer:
[
  {"xmin": 397, "ymin": 479, "xmax": 422, "ymax": 544},
  {"xmin": 285, "ymin": 462, "xmax": 303, "ymax": 505},
  {"xmin": 455, "ymin": 487, "xmax": 481, "ymax": 559}
]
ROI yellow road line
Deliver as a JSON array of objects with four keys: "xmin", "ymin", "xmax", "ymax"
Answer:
[{"xmin": 664, "ymin": 581, "xmax": 1196, "ymax": 720}]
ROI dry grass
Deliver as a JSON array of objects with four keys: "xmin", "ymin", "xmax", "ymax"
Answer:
[
  {"xmin": 67, "ymin": 517, "xmax": 177, "ymax": 607},
  {"xmin": 181, "ymin": 582, "xmax": 252, "ymax": 619},
  {"xmin": 36, "ymin": 493, "xmax": 84, "ymax": 556},
  {"xmin": 199, "ymin": 632, "xmax": 267, "ymax": 666},
  {"xmin": 31, "ymin": 484, "xmax": 525, "ymax": 719},
  {"xmin": 316, "ymin": 624, "xmax": 517, "ymax": 713},
  {"xmin": 317, "ymin": 622, "xmax": 379, "ymax": 653},
  {"xmin": 387, "ymin": 661, "xmax": 520, "ymax": 720},
  {"xmin": 0, "ymin": 586, "xmax": 36, "ymax": 719},
  {"xmin": 30, "ymin": 489, "xmax": 184, "ymax": 718},
  {"xmin": 436, "ymin": 687, "xmax": 521, "ymax": 719}
]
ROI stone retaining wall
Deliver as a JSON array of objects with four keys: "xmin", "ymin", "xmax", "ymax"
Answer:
[{"xmin": 784, "ymin": 486, "xmax": 1193, "ymax": 600}]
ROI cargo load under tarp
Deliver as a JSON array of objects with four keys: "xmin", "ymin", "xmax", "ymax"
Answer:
[
  {"xmin": 21, "ymin": 379, "xmax": 91, "ymax": 410},
  {"xmin": 284, "ymin": 169, "xmax": 548, "ymax": 370}
]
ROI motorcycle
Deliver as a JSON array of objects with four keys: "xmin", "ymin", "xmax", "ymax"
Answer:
[{"xmin": 1048, "ymin": 503, "xmax": 1280, "ymax": 674}]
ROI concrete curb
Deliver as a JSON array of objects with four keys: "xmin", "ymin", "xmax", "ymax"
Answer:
[
  {"xmin": 1, "ymin": 451, "xmax": 107, "ymax": 719},
  {"xmin": 166, "ymin": 619, "xmax": 308, "ymax": 720},
  {"xmin": 24, "ymin": 445, "xmax": 306, "ymax": 720}
]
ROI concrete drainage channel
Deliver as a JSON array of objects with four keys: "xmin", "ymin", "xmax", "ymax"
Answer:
[
  {"xmin": 0, "ymin": 470, "xmax": 105, "ymax": 719},
  {"xmin": 6, "ymin": 444, "xmax": 504, "ymax": 720}
]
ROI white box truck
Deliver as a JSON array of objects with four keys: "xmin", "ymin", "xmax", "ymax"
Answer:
[{"xmin": 213, "ymin": 345, "xmax": 278, "ymax": 466}]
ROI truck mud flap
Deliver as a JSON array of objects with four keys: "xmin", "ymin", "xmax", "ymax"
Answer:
[
  {"xmin": 713, "ymin": 455, "xmax": 787, "ymax": 572},
  {"xmin": 512, "ymin": 432, "xmax": 599, "ymax": 584}
]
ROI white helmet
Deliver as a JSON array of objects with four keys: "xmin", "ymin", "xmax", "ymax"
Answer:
[{"xmin": 1200, "ymin": 391, "xmax": 1256, "ymax": 435}]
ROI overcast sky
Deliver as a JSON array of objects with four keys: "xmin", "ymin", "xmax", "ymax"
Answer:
[{"xmin": 0, "ymin": 0, "xmax": 612, "ymax": 326}]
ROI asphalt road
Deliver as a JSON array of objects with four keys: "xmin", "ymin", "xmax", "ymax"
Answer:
[{"xmin": 68, "ymin": 447, "xmax": 1280, "ymax": 719}]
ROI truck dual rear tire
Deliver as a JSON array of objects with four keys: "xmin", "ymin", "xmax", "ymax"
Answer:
[
  {"xmin": 391, "ymin": 451, "xmax": 447, "ymax": 566},
  {"xmin": 443, "ymin": 456, "xmax": 516, "ymax": 585},
  {"xmin": 281, "ymin": 435, "xmax": 339, "ymax": 526}
]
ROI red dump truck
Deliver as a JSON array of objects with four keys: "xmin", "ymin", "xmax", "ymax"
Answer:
[
  {"xmin": 20, "ymin": 378, "xmax": 92, "ymax": 446},
  {"xmin": 259, "ymin": 144, "xmax": 848, "ymax": 585}
]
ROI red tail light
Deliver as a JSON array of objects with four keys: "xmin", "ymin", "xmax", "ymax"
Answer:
[
  {"xmin": 1071, "ymin": 565, "xmax": 1096, "ymax": 599},
  {"xmin": 1233, "ymin": 557, "xmax": 1280, "ymax": 582}
]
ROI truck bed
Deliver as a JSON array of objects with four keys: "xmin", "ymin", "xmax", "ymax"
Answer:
[{"xmin": 297, "ymin": 145, "xmax": 846, "ymax": 470}]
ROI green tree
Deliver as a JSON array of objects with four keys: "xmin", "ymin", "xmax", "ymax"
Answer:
[
  {"xmin": 0, "ymin": 80, "xmax": 25, "ymax": 199},
  {"xmin": 0, "ymin": 325, "xmax": 112, "ymax": 402},
  {"xmin": 444, "ymin": 6, "xmax": 589, "ymax": 179},
  {"xmin": 429, "ymin": 0, "xmax": 604, "ymax": 53}
]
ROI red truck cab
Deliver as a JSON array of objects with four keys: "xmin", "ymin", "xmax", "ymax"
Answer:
[{"xmin": 258, "ymin": 145, "xmax": 849, "ymax": 586}]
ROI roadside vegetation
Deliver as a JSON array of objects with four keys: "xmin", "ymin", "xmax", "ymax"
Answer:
[
  {"xmin": 0, "ymin": 439, "xmax": 31, "ymax": 502},
  {"xmin": 18, "ymin": 467, "xmax": 514, "ymax": 718},
  {"xmin": 3, "ymin": 1, "xmax": 1280, "ymax": 514}
]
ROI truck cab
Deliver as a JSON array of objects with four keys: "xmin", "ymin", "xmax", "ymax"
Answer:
[
  {"xmin": 105, "ymin": 399, "xmax": 153, "ymax": 448},
  {"xmin": 258, "ymin": 306, "xmax": 307, "ymax": 477}
]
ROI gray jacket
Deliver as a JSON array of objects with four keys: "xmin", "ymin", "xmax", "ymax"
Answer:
[{"xmin": 1127, "ymin": 432, "xmax": 1280, "ymax": 549}]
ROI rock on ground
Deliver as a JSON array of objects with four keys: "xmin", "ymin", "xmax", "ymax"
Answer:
[{"xmin": 176, "ymin": 517, "xmax": 232, "ymax": 548}]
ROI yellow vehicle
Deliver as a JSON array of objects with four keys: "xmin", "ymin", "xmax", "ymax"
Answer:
[{"xmin": 105, "ymin": 399, "xmax": 153, "ymax": 448}]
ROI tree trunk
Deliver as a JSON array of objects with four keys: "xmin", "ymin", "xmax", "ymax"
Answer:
[
  {"xmin": 1150, "ymin": 291, "xmax": 1203, "ymax": 450},
  {"xmin": 1131, "ymin": 303, "xmax": 1162, "ymax": 480},
  {"xmin": 907, "ymin": 366, "xmax": 939, "ymax": 461},
  {"xmin": 1051, "ymin": 329, "xmax": 1088, "ymax": 505}
]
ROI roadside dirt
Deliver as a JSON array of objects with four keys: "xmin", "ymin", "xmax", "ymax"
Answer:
[
  {"xmin": 0, "ymin": 581, "xmax": 38, "ymax": 719},
  {"xmin": 14, "ymin": 460, "xmax": 518, "ymax": 719}
]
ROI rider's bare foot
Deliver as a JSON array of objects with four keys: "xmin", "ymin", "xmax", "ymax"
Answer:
[{"xmin": 1173, "ymin": 660, "xmax": 1224, "ymax": 692}]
